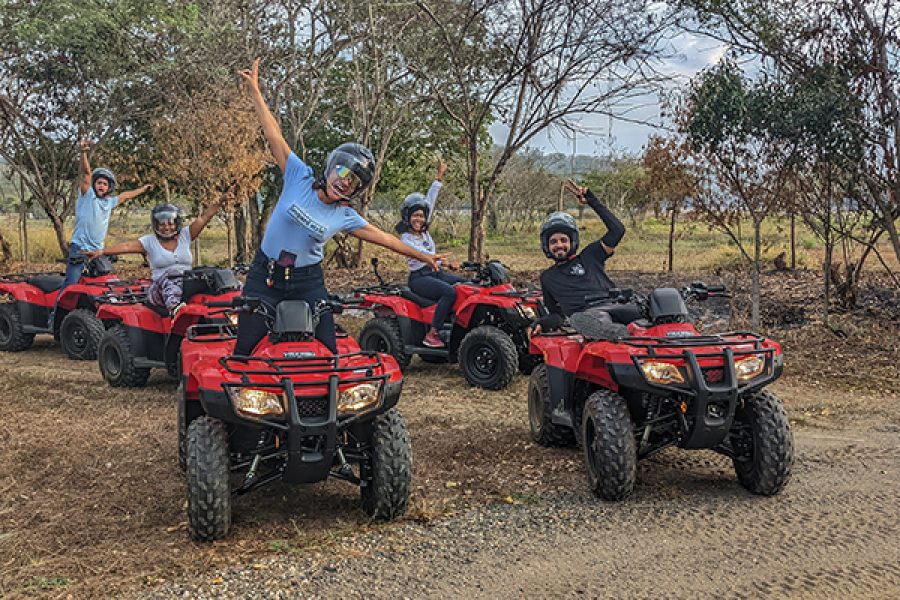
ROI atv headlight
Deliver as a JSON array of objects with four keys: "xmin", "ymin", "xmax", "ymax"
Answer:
[
  {"xmin": 228, "ymin": 388, "xmax": 285, "ymax": 417},
  {"xmin": 735, "ymin": 355, "xmax": 766, "ymax": 381},
  {"xmin": 518, "ymin": 304, "xmax": 537, "ymax": 320},
  {"xmin": 338, "ymin": 383, "xmax": 381, "ymax": 414},
  {"xmin": 640, "ymin": 361, "xmax": 685, "ymax": 385}
]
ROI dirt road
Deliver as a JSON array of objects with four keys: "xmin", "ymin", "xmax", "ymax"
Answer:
[
  {"xmin": 143, "ymin": 412, "xmax": 900, "ymax": 599},
  {"xmin": 1, "ymin": 268, "xmax": 898, "ymax": 598}
]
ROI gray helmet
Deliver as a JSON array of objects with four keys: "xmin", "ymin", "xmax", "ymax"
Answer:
[
  {"xmin": 91, "ymin": 168, "xmax": 117, "ymax": 196},
  {"xmin": 318, "ymin": 142, "xmax": 376, "ymax": 200},
  {"xmin": 540, "ymin": 211, "xmax": 579, "ymax": 260},
  {"xmin": 151, "ymin": 203, "xmax": 184, "ymax": 241},
  {"xmin": 400, "ymin": 193, "xmax": 430, "ymax": 231}
]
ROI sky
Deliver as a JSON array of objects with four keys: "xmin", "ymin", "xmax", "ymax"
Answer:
[{"xmin": 490, "ymin": 34, "xmax": 729, "ymax": 158}]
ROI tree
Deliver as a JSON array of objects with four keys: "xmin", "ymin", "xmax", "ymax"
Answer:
[
  {"xmin": 685, "ymin": 0, "xmax": 900, "ymax": 270},
  {"xmin": 679, "ymin": 60, "xmax": 802, "ymax": 327},
  {"xmin": 640, "ymin": 136, "xmax": 698, "ymax": 272},
  {"xmin": 414, "ymin": 0, "xmax": 673, "ymax": 260},
  {"xmin": 149, "ymin": 86, "xmax": 269, "ymax": 265},
  {"xmin": 0, "ymin": 0, "xmax": 198, "ymax": 255}
]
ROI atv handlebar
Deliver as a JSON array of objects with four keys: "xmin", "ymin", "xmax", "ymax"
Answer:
[{"xmin": 206, "ymin": 296, "xmax": 344, "ymax": 317}]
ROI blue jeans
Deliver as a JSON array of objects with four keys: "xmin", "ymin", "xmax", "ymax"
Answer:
[
  {"xmin": 50, "ymin": 242, "xmax": 87, "ymax": 327},
  {"xmin": 234, "ymin": 252, "xmax": 335, "ymax": 356},
  {"xmin": 408, "ymin": 268, "xmax": 465, "ymax": 329}
]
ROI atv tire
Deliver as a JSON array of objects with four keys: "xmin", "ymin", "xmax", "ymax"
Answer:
[
  {"xmin": 361, "ymin": 409, "xmax": 412, "ymax": 520},
  {"xmin": 528, "ymin": 364, "xmax": 576, "ymax": 447},
  {"xmin": 731, "ymin": 389, "xmax": 793, "ymax": 495},
  {"xmin": 60, "ymin": 308, "xmax": 104, "ymax": 360},
  {"xmin": 99, "ymin": 324, "xmax": 150, "ymax": 387},
  {"xmin": 582, "ymin": 389, "xmax": 637, "ymax": 501},
  {"xmin": 0, "ymin": 303, "xmax": 34, "ymax": 352},
  {"xmin": 359, "ymin": 317, "xmax": 410, "ymax": 369},
  {"xmin": 186, "ymin": 416, "xmax": 231, "ymax": 541},
  {"xmin": 458, "ymin": 325, "xmax": 518, "ymax": 390}
]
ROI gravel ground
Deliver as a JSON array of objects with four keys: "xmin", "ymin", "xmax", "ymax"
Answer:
[{"xmin": 140, "ymin": 425, "xmax": 900, "ymax": 599}]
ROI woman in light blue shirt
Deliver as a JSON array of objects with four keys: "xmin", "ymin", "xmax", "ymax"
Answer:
[{"xmin": 234, "ymin": 58, "xmax": 438, "ymax": 355}]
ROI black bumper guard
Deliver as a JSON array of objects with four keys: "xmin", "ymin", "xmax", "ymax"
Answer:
[
  {"xmin": 619, "ymin": 339, "xmax": 778, "ymax": 449},
  {"xmin": 215, "ymin": 351, "xmax": 391, "ymax": 484}
]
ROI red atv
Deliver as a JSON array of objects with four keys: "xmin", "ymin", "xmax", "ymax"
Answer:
[
  {"xmin": 95, "ymin": 266, "xmax": 242, "ymax": 387},
  {"xmin": 527, "ymin": 283, "xmax": 793, "ymax": 500},
  {"xmin": 0, "ymin": 256, "xmax": 147, "ymax": 359},
  {"xmin": 178, "ymin": 296, "xmax": 411, "ymax": 541},
  {"xmin": 349, "ymin": 258, "xmax": 544, "ymax": 390}
]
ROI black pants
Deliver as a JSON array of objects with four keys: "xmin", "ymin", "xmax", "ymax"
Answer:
[
  {"xmin": 234, "ymin": 253, "xmax": 336, "ymax": 356},
  {"xmin": 408, "ymin": 267, "xmax": 466, "ymax": 329}
]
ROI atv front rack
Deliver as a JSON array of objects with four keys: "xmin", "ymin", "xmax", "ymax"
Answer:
[
  {"xmin": 186, "ymin": 322, "xmax": 237, "ymax": 341},
  {"xmin": 621, "ymin": 331, "xmax": 767, "ymax": 355},
  {"xmin": 0, "ymin": 271, "xmax": 65, "ymax": 282},
  {"xmin": 95, "ymin": 289, "xmax": 150, "ymax": 304},
  {"xmin": 219, "ymin": 351, "xmax": 386, "ymax": 384}
]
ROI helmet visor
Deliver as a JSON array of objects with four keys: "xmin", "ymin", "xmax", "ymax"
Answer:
[
  {"xmin": 332, "ymin": 165, "xmax": 361, "ymax": 195},
  {"xmin": 154, "ymin": 209, "xmax": 179, "ymax": 223}
]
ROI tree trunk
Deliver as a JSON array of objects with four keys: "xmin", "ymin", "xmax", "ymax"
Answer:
[
  {"xmin": 667, "ymin": 206, "xmax": 677, "ymax": 273},
  {"xmin": 19, "ymin": 176, "xmax": 28, "ymax": 267},
  {"xmin": 0, "ymin": 230, "xmax": 11, "ymax": 266},
  {"xmin": 225, "ymin": 211, "xmax": 234, "ymax": 267},
  {"xmin": 789, "ymin": 211, "xmax": 796, "ymax": 269},
  {"xmin": 234, "ymin": 202, "xmax": 249, "ymax": 264},
  {"xmin": 751, "ymin": 219, "xmax": 761, "ymax": 329},
  {"xmin": 193, "ymin": 237, "xmax": 201, "ymax": 267}
]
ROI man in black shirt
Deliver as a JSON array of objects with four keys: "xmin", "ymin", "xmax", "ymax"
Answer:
[{"xmin": 531, "ymin": 179, "xmax": 636, "ymax": 336}]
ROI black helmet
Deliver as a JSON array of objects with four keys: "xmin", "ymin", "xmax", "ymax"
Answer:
[
  {"xmin": 151, "ymin": 203, "xmax": 184, "ymax": 241},
  {"xmin": 318, "ymin": 143, "xmax": 376, "ymax": 201},
  {"xmin": 91, "ymin": 168, "xmax": 117, "ymax": 196},
  {"xmin": 400, "ymin": 193, "xmax": 431, "ymax": 231},
  {"xmin": 540, "ymin": 211, "xmax": 579, "ymax": 260}
]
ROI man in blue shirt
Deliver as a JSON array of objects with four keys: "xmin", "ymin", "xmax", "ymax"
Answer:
[
  {"xmin": 65, "ymin": 139, "xmax": 153, "ymax": 285},
  {"xmin": 52, "ymin": 139, "xmax": 152, "ymax": 322}
]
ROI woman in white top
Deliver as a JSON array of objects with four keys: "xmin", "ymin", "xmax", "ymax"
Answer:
[
  {"xmin": 396, "ymin": 160, "xmax": 465, "ymax": 348},
  {"xmin": 85, "ymin": 190, "xmax": 229, "ymax": 315}
]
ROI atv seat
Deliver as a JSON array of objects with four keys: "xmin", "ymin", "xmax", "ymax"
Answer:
[
  {"xmin": 143, "ymin": 300, "xmax": 170, "ymax": 318},
  {"xmin": 27, "ymin": 274, "xmax": 65, "ymax": 293},
  {"xmin": 400, "ymin": 287, "xmax": 436, "ymax": 308}
]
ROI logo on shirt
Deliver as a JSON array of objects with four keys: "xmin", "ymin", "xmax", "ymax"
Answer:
[
  {"xmin": 288, "ymin": 204, "xmax": 327, "ymax": 238},
  {"xmin": 569, "ymin": 263, "xmax": 586, "ymax": 276}
]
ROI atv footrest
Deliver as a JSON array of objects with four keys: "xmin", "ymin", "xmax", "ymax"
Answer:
[{"xmin": 405, "ymin": 345, "xmax": 450, "ymax": 358}]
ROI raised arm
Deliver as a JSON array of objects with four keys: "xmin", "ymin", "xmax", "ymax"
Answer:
[
  {"xmin": 189, "ymin": 187, "xmax": 231, "ymax": 240},
  {"xmin": 83, "ymin": 239, "xmax": 146, "ymax": 261},
  {"xmin": 79, "ymin": 139, "xmax": 92, "ymax": 195},
  {"xmin": 239, "ymin": 58, "xmax": 291, "ymax": 173},
  {"xmin": 117, "ymin": 184, "xmax": 153, "ymax": 205},
  {"xmin": 423, "ymin": 158, "xmax": 447, "ymax": 224},
  {"xmin": 350, "ymin": 224, "xmax": 439, "ymax": 270},
  {"xmin": 563, "ymin": 179, "xmax": 625, "ymax": 254}
]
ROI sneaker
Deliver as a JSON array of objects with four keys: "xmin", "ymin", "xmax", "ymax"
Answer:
[{"xmin": 422, "ymin": 329, "xmax": 445, "ymax": 348}]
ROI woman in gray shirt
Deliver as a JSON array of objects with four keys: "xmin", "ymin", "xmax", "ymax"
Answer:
[
  {"xmin": 85, "ymin": 190, "xmax": 229, "ymax": 315},
  {"xmin": 396, "ymin": 160, "xmax": 464, "ymax": 348}
]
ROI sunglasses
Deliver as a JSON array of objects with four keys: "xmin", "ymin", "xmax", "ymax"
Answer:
[{"xmin": 333, "ymin": 165, "xmax": 361, "ymax": 191}]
